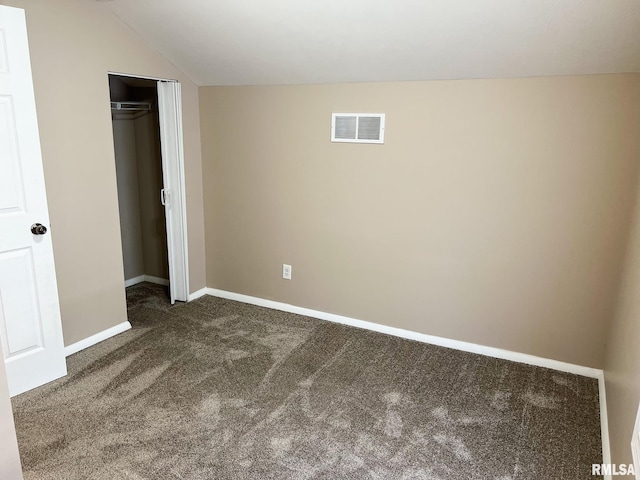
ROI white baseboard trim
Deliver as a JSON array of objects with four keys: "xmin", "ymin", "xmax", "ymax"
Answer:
[
  {"xmin": 598, "ymin": 371, "xmax": 612, "ymax": 480},
  {"xmin": 145, "ymin": 275, "xmax": 169, "ymax": 286},
  {"xmin": 64, "ymin": 321, "xmax": 132, "ymax": 357},
  {"xmin": 124, "ymin": 275, "xmax": 145, "ymax": 288},
  {"xmin": 124, "ymin": 275, "xmax": 170, "ymax": 288},
  {"xmin": 188, "ymin": 288, "xmax": 207, "ymax": 302},
  {"xmin": 205, "ymin": 288, "xmax": 602, "ymax": 378}
]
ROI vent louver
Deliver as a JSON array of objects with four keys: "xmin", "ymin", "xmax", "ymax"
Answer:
[{"xmin": 331, "ymin": 113, "xmax": 385, "ymax": 144}]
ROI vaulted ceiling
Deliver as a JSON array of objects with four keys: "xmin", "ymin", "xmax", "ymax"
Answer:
[{"xmin": 103, "ymin": 0, "xmax": 640, "ymax": 86}]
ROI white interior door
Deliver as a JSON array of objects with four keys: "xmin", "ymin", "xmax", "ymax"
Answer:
[
  {"xmin": 0, "ymin": 6, "xmax": 66, "ymax": 397},
  {"xmin": 157, "ymin": 81, "xmax": 189, "ymax": 304}
]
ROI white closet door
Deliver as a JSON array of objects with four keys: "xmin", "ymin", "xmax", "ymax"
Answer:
[{"xmin": 157, "ymin": 81, "xmax": 189, "ymax": 304}]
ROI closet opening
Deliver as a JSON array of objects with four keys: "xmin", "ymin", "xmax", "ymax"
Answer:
[{"xmin": 109, "ymin": 73, "xmax": 189, "ymax": 305}]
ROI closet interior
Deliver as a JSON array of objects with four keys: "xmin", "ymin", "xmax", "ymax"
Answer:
[{"xmin": 109, "ymin": 75, "xmax": 169, "ymax": 290}]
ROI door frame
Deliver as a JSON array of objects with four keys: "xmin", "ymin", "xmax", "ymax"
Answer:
[{"xmin": 108, "ymin": 71, "xmax": 189, "ymax": 302}]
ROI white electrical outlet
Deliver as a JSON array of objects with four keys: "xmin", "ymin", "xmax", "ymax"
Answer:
[{"xmin": 283, "ymin": 264, "xmax": 292, "ymax": 280}]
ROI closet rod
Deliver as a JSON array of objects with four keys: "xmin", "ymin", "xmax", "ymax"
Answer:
[{"xmin": 110, "ymin": 101, "xmax": 152, "ymax": 112}]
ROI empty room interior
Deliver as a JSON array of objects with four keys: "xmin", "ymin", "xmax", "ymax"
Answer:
[{"xmin": 1, "ymin": 0, "xmax": 640, "ymax": 478}]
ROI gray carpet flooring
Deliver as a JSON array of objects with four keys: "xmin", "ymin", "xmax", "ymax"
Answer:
[{"xmin": 12, "ymin": 283, "xmax": 602, "ymax": 479}]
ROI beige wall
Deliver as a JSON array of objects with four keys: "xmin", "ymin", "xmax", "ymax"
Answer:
[
  {"xmin": 113, "ymin": 117, "xmax": 145, "ymax": 280},
  {"xmin": 604, "ymin": 173, "xmax": 640, "ymax": 465},
  {"xmin": 0, "ymin": 346, "xmax": 22, "ymax": 480},
  {"xmin": 200, "ymin": 74, "xmax": 640, "ymax": 368},
  {"xmin": 112, "ymin": 111, "xmax": 169, "ymax": 282},
  {"xmin": 135, "ymin": 110, "xmax": 169, "ymax": 280},
  {"xmin": 3, "ymin": 0, "xmax": 206, "ymax": 345}
]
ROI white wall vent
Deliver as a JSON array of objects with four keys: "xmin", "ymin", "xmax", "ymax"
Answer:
[{"xmin": 331, "ymin": 113, "xmax": 385, "ymax": 144}]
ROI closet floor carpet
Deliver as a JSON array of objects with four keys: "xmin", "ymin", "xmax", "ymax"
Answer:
[{"xmin": 12, "ymin": 283, "xmax": 602, "ymax": 479}]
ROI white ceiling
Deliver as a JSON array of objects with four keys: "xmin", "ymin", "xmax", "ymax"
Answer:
[{"xmin": 103, "ymin": 0, "xmax": 640, "ymax": 86}]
